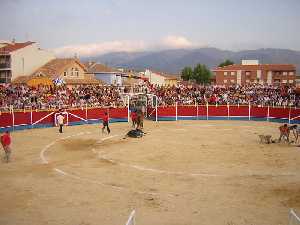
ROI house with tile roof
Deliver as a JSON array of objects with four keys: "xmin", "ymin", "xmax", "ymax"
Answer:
[
  {"xmin": 84, "ymin": 62, "xmax": 126, "ymax": 85},
  {"xmin": 144, "ymin": 69, "xmax": 179, "ymax": 86},
  {"xmin": 213, "ymin": 60, "xmax": 297, "ymax": 86},
  {"xmin": 13, "ymin": 58, "xmax": 102, "ymax": 86},
  {"xmin": 0, "ymin": 41, "xmax": 55, "ymax": 83}
]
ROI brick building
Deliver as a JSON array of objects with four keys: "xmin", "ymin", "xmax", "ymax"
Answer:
[{"xmin": 213, "ymin": 60, "xmax": 296, "ymax": 86}]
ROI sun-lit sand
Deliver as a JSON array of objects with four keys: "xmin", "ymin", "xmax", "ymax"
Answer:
[{"xmin": 1, "ymin": 120, "xmax": 299, "ymax": 225}]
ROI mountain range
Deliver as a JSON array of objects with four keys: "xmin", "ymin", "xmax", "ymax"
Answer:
[{"xmin": 82, "ymin": 48, "xmax": 300, "ymax": 75}]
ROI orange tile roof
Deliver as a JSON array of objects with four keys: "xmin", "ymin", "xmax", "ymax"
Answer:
[
  {"xmin": 213, "ymin": 64, "xmax": 296, "ymax": 71},
  {"xmin": 0, "ymin": 41, "xmax": 35, "ymax": 53},
  {"xmin": 32, "ymin": 58, "xmax": 87, "ymax": 78},
  {"xmin": 84, "ymin": 62, "xmax": 121, "ymax": 73}
]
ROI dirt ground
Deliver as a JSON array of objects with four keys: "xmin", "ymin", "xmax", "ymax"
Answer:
[{"xmin": 0, "ymin": 120, "xmax": 300, "ymax": 225}]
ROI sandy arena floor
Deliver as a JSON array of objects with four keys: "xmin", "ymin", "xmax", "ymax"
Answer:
[{"xmin": 0, "ymin": 120, "xmax": 300, "ymax": 225}]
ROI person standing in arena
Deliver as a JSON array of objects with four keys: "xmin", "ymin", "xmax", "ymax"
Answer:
[
  {"xmin": 278, "ymin": 124, "xmax": 289, "ymax": 142},
  {"xmin": 102, "ymin": 112, "xmax": 110, "ymax": 134},
  {"xmin": 57, "ymin": 113, "xmax": 65, "ymax": 133},
  {"xmin": 1, "ymin": 131, "xmax": 12, "ymax": 163},
  {"xmin": 131, "ymin": 110, "xmax": 137, "ymax": 128}
]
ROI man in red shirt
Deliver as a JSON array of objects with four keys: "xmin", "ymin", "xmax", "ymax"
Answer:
[
  {"xmin": 1, "ymin": 131, "xmax": 12, "ymax": 163},
  {"xmin": 131, "ymin": 110, "xmax": 137, "ymax": 128},
  {"xmin": 102, "ymin": 112, "xmax": 110, "ymax": 134}
]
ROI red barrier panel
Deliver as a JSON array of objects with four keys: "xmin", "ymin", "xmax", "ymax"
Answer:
[
  {"xmin": 157, "ymin": 106, "xmax": 176, "ymax": 117},
  {"xmin": 87, "ymin": 108, "xmax": 107, "ymax": 120},
  {"xmin": 269, "ymin": 107, "xmax": 289, "ymax": 119},
  {"xmin": 0, "ymin": 112, "xmax": 13, "ymax": 128},
  {"xmin": 14, "ymin": 111, "xmax": 31, "ymax": 126},
  {"xmin": 68, "ymin": 109, "xmax": 87, "ymax": 123},
  {"xmin": 208, "ymin": 105, "xmax": 228, "ymax": 117},
  {"xmin": 229, "ymin": 105, "xmax": 249, "ymax": 117},
  {"xmin": 147, "ymin": 107, "xmax": 156, "ymax": 117},
  {"xmin": 250, "ymin": 106, "xmax": 268, "ymax": 118},
  {"xmin": 197, "ymin": 105, "xmax": 207, "ymax": 117},
  {"xmin": 290, "ymin": 108, "xmax": 300, "ymax": 122},
  {"xmin": 32, "ymin": 110, "xmax": 55, "ymax": 125},
  {"xmin": 177, "ymin": 106, "xmax": 197, "ymax": 117},
  {"xmin": 109, "ymin": 107, "xmax": 128, "ymax": 118}
]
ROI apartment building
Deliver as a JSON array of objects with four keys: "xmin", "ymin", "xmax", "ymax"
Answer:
[
  {"xmin": 0, "ymin": 41, "xmax": 55, "ymax": 83},
  {"xmin": 213, "ymin": 60, "xmax": 296, "ymax": 86}
]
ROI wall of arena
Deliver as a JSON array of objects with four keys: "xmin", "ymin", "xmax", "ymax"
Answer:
[{"xmin": 0, "ymin": 105, "xmax": 300, "ymax": 132}]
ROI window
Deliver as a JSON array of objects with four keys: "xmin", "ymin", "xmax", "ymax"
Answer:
[
  {"xmin": 289, "ymin": 80, "xmax": 294, "ymax": 83},
  {"xmin": 224, "ymin": 79, "xmax": 227, "ymax": 83},
  {"xmin": 231, "ymin": 79, "xmax": 235, "ymax": 83},
  {"xmin": 75, "ymin": 68, "xmax": 79, "ymax": 77},
  {"xmin": 224, "ymin": 72, "xmax": 228, "ymax": 76},
  {"xmin": 282, "ymin": 80, "xmax": 287, "ymax": 83},
  {"xmin": 230, "ymin": 71, "xmax": 235, "ymax": 76},
  {"xmin": 63, "ymin": 71, "xmax": 67, "ymax": 76},
  {"xmin": 245, "ymin": 71, "xmax": 251, "ymax": 76},
  {"xmin": 283, "ymin": 72, "xmax": 287, "ymax": 76},
  {"xmin": 246, "ymin": 79, "xmax": 250, "ymax": 83},
  {"xmin": 289, "ymin": 71, "xmax": 294, "ymax": 75}
]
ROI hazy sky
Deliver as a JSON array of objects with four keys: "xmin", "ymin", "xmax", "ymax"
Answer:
[{"xmin": 1, "ymin": 0, "xmax": 300, "ymax": 56}]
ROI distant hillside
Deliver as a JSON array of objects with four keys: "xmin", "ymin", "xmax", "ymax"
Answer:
[{"xmin": 82, "ymin": 48, "xmax": 300, "ymax": 75}]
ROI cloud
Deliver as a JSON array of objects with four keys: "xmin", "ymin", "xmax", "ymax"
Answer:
[
  {"xmin": 53, "ymin": 35, "xmax": 197, "ymax": 57},
  {"xmin": 53, "ymin": 40, "xmax": 147, "ymax": 57},
  {"xmin": 161, "ymin": 35, "xmax": 194, "ymax": 49}
]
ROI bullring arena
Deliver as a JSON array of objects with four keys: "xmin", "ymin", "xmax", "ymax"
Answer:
[{"xmin": 1, "ymin": 105, "xmax": 300, "ymax": 225}]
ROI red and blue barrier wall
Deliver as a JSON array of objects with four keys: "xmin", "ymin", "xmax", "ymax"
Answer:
[
  {"xmin": 1, "ymin": 105, "xmax": 299, "ymax": 132},
  {"xmin": 147, "ymin": 105, "xmax": 300, "ymax": 124},
  {"xmin": 0, "ymin": 107, "xmax": 128, "ymax": 132}
]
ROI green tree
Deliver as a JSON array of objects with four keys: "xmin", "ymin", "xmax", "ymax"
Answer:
[
  {"xmin": 181, "ymin": 66, "xmax": 193, "ymax": 81},
  {"xmin": 193, "ymin": 64, "xmax": 212, "ymax": 85},
  {"xmin": 218, "ymin": 59, "xmax": 234, "ymax": 67}
]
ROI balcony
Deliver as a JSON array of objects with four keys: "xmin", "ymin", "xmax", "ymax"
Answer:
[{"xmin": 0, "ymin": 63, "xmax": 11, "ymax": 69}]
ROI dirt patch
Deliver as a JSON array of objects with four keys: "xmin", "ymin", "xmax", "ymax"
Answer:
[
  {"xmin": 61, "ymin": 138, "xmax": 98, "ymax": 151},
  {"xmin": 273, "ymin": 185, "xmax": 300, "ymax": 208}
]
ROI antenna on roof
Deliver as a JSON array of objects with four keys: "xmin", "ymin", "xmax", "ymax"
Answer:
[{"xmin": 12, "ymin": 38, "xmax": 16, "ymax": 44}]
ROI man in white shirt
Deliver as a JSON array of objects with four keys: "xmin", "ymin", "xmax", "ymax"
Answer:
[{"xmin": 57, "ymin": 113, "xmax": 65, "ymax": 133}]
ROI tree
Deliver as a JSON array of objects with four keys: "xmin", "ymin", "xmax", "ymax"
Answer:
[
  {"xmin": 218, "ymin": 59, "xmax": 234, "ymax": 67},
  {"xmin": 193, "ymin": 64, "xmax": 212, "ymax": 85},
  {"xmin": 181, "ymin": 66, "xmax": 193, "ymax": 81}
]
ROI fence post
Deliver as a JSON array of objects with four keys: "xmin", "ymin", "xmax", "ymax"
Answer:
[
  {"xmin": 248, "ymin": 103, "xmax": 251, "ymax": 121},
  {"xmin": 127, "ymin": 96, "xmax": 130, "ymax": 123},
  {"xmin": 155, "ymin": 97, "xmax": 158, "ymax": 122},
  {"xmin": 206, "ymin": 102, "xmax": 209, "ymax": 120},
  {"xmin": 175, "ymin": 102, "xmax": 178, "ymax": 121},
  {"xmin": 267, "ymin": 105, "xmax": 270, "ymax": 122},
  {"xmin": 12, "ymin": 106, "xmax": 15, "ymax": 131},
  {"xmin": 227, "ymin": 103, "xmax": 230, "ymax": 120},
  {"xmin": 30, "ymin": 107, "xmax": 33, "ymax": 126},
  {"xmin": 196, "ymin": 103, "xmax": 198, "ymax": 120},
  {"xmin": 288, "ymin": 106, "xmax": 291, "ymax": 124},
  {"xmin": 85, "ymin": 104, "xmax": 88, "ymax": 122}
]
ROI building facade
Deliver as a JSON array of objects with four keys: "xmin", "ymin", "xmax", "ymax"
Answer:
[
  {"xmin": 213, "ymin": 60, "xmax": 296, "ymax": 86},
  {"xmin": 0, "ymin": 41, "xmax": 55, "ymax": 83},
  {"xmin": 144, "ymin": 69, "xmax": 179, "ymax": 86},
  {"xmin": 13, "ymin": 58, "xmax": 101, "ymax": 86},
  {"xmin": 84, "ymin": 62, "xmax": 125, "ymax": 85}
]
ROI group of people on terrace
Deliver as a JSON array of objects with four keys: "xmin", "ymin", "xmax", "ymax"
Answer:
[{"xmin": 0, "ymin": 82, "xmax": 299, "ymax": 111}]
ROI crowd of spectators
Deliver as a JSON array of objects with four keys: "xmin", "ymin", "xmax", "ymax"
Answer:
[
  {"xmin": 0, "ymin": 82, "xmax": 299, "ymax": 111},
  {"xmin": 0, "ymin": 84, "xmax": 126, "ymax": 111}
]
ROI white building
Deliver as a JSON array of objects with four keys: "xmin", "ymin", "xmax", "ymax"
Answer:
[
  {"xmin": 144, "ymin": 69, "xmax": 178, "ymax": 86},
  {"xmin": 0, "ymin": 41, "xmax": 55, "ymax": 83}
]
